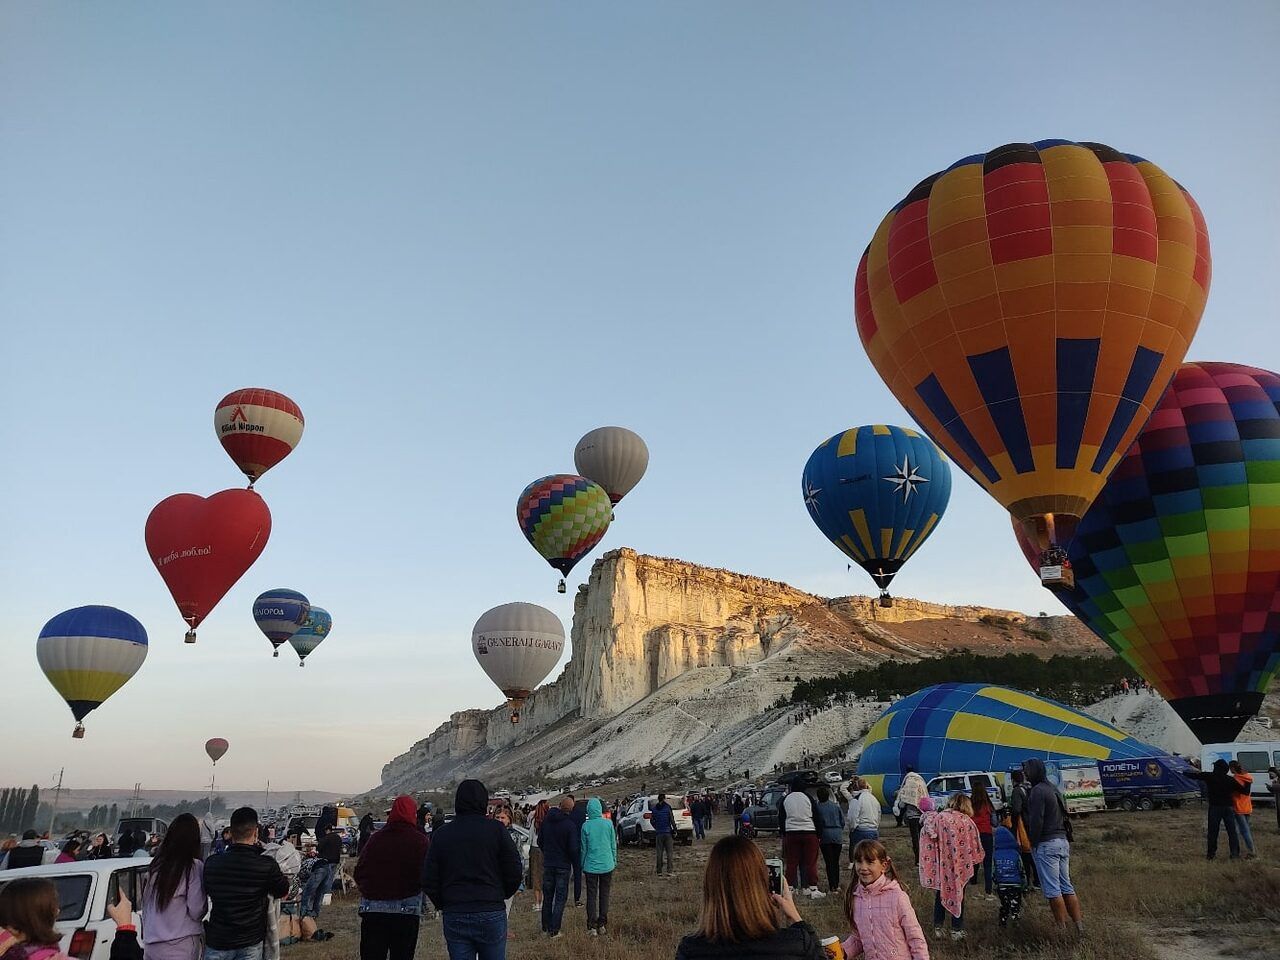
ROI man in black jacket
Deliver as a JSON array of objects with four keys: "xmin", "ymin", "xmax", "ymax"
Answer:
[
  {"xmin": 422, "ymin": 780, "xmax": 522, "ymax": 959},
  {"xmin": 203, "ymin": 807, "xmax": 290, "ymax": 960},
  {"xmin": 1188, "ymin": 759, "xmax": 1248, "ymax": 859},
  {"xmin": 537, "ymin": 797, "xmax": 579, "ymax": 938}
]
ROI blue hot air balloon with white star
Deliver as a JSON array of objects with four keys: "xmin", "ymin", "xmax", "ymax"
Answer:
[{"xmin": 802, "ymin": 425, "xmax": 951, "ymax": 606}]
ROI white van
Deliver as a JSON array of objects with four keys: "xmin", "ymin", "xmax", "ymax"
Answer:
[
  {"xmin": 1201, "ymin": 741, "xmax": 1280, "ymax": 803},
  {"xmin": 926, "ymin": 771, "xmax": 1007, "ymax": 812}
]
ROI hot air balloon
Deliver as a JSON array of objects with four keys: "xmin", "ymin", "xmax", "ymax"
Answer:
[
  {"xmin": 517, "ymin": 475, "xmax": 612, "ymax": 593},
  {"xmin": 289, "ymin": 607, "xmax": 331, "ymax": 667},
  {"xmin": 205, "ymin": 738, "xmax": 229, "ymax": 763},
  {"xmin": 214, "ymin": 388, "xmax": 305, "ymax": 485},
  {"xmin": 145, "ymin": 489, "xmax": 272, "ymax": 642},
  {"xmin": 473, "ymin": 602, "xmax": 566, "ymax": 724},
  {"xmin": 858, "ymin": 682, "xmax": 1166, "ymax": 810},
  {"xmin": 38, "ymin": 606, "xmax": 148, "ymax": 738},
  {"xmin": 574, "ymin": 427, "xmax": 649, "ymax": 507},
  {"xmin": 855, "ymin": 141, "xmax": 1210, "ymax": 568},
  {"xmin": 253, "ymin": 588, "xmax": 311, "ymax": 657},
  {"xmin": 802, "ymin": 425, "xmax": 951, "ymax": 606},
  {"xmin": 1011, "ymin": 362, "xmax": 1280, "ymax": 743}
]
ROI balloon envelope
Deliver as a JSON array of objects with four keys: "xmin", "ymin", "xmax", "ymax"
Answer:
[
  {"xmin": 38, "ymin": 606, "xmax": 148, "ymax": 735},
  {"xmin": 290, "ymin": 607, "xmax": 331, "ymax": 664},
  {"xmin": 205, "ymin": 738, "xmax": 229, "ymax": 763},
  {"xmin": 253, "ymin": 588, "xmax": 311, "ymax": 653},
  {"xmin": 145, "ymin": 489, "xmax": 272, "ymax": 638},
  {"xmin": 802, "ymin": 425, "xmax": 951, "ymax": 594},
  {"xmin": 856, "ymin": 140, "xmax": 1210, "ymax": 549},
  {"xmin": 858, "ymin": 682, "xmax": 1166, "ymax": 809},
  {"xmin": 574, "ymin": 427, "xmax": 649, "ymax": 505},
  {"xmin": 215, "ymin": 388, "xmax": 304, "ymax": 484},
  {"xmin": 516, "ymin": 475, "xmax": 612, "ymax": 577},
  {"xmin": 1012, "ymin": 362, "xmax": 1280, "ymax": 743},
  {"xmin": 473, "ymin": 602, "xmax": 566, "ymax": 704}
]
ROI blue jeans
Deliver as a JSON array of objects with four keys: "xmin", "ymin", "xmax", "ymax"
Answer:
[
  {"xmin": 1234, "ymin": 813, "xmax": 1255, "ymax": 854},
  {"xmin": 302, "ymin": 861, "xmax": 335, "ymax": 918},
  {"xmin": 205, "ymin": 946, "xmax": 264, "ymax": 960},
  {"xmin": 693, "ymin": 816, "xmax": 705, "ymax": 839},
  {"xmin": 1031, "ymin": 837, "xmax": 1074, "ymax": 899},
  {"xmin": 541, "ymin": 865, "xmax": 571, "ymax": 934},
  {"xmin": 442, "ymin": 910, "xmax": 506, "ymax": 960},
  {"xmin": 848, "ymin": 826, "xmax": 878, "ymax": 859},
  {"xmin": 932, "ymin": 892, "xmax": 962, "ymax": 930}
]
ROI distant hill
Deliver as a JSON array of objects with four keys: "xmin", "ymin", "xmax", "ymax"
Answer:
[{"xmin": 7, "ymin": 788, "xmax": 350, "ymax": 814}]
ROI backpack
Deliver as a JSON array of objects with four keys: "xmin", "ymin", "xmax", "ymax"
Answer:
[{"xmin": 1056, "ymin": 791, "xmax": 1074, "ymax": 843}]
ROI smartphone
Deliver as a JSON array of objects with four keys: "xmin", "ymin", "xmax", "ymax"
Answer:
[{"xmin": 765, "ymin": 858, "xmax": 783, "ymax": 895}]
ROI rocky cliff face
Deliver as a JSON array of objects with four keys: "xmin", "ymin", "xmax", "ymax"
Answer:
[{"xmin": 378, "ymin": 549, "xmax": 1104, "ymax": 792}]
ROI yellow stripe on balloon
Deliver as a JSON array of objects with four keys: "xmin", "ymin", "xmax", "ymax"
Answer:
[
  {"xmin": 850, "ymin": 509, "xmax": 874, "ymax": 558},
  {"xmin": 837, "ymin": 429, "xmax": 860, "ymax": 458},
  {"xmin": 977, "ymin": 686, "xmax": 1125, "ymax": 742},
  {"xmin": 44, "ymin": 669, "xmax": 134, "ymax": 704},
  {"xmin": 872, "ymin": 424, "xmax": 891, "ymax": 436},
  {"xmin": 946, "ymin": 713, "xmax": 1111, "ymax": 760},
  {"xmin": 840, "ymin": 534, "xmax": 867, "ymax": 564}
]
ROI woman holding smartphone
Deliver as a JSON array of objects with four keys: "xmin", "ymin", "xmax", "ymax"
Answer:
[{"xmin": 675, "ymin": 835, "xmax": 826, "ymax": 960}]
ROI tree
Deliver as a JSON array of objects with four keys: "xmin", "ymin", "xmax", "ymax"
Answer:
[
  {"xmin": 3, "ymin": 789, "xmax": 27, "ymax": 833},
  {"xmin": 108, "ymin": 803, "xmax": 119, "ymax": 827},
  {"xmin": 20, "ymin": 785, "xmax": 40, "ymax": 832},
  {"xmin": 0, "ymin": 789, "xmax": 10, "ymax": 831}
]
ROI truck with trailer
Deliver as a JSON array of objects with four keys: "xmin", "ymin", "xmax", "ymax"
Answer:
[{"xmin": 1098, "ymin": 755, "xmax": 1200, "ymax": 811}]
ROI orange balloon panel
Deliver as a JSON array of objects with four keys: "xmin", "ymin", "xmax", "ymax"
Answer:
[{"xmin": 855, "ymin": 141, "xmax": 1210, "ymax": 533}]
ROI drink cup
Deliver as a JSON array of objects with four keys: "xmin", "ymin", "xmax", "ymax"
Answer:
[{"xmin": 820, "ymin": 935, "xmax": 845, "ymax": 960}]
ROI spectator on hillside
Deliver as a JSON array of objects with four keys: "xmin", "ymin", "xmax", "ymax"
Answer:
[
  {"xmin": 579, "ymin": 798, "xmax": 617, "ymax": 937},
  {"xmin": 814, "ymin": 786, "xmax": 845, "ymax": 895},
  {"xmin": 674, "ymin": 835, "xmax": 824, "ymax": 960},
  {"xmin": 422, "ymin": 780, "xmax": 521, "ymax": 959},
  {"xmin": 537, "ymin": 797, "xmax": 579, "ymax": 938},
  {"xmin": 202, "ymin": 807, "xmax": 290, "ymax": 960},
  {"xmin": 1228, "ymin": 761, "xmax": 1256, "ymax": 859},
  {"xmin": 1187, "ymin": 759, "xmax": 1248, "ymax": 860},
  {"xmin": 1025, "ymin": 758, "xmax": 1083, "ymax": 933},
  {"xmin": 142, "ymin": 813, "xmax": 207, "ymax": 960},
  {"xmin": 355, "ymin": 795, "xmax": 430, "ymax": 960},
  {"xmin": 652, "ymin": 793, "xmax": 677, "ymax": 878},
  {"xmin": 778, "ymin": 783, "xmax": 823, "ymax": 900}
]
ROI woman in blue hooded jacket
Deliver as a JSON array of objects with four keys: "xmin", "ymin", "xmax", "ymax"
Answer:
[{"xmin": 579, "ymin": 798, "xmax": 618, "ymax": 937}]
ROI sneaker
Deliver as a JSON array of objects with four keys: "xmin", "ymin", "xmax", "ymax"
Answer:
[
  {"xmin": 807, "ymin": 887, "xmax": 826, "ymax": 899},
  {"xmin": 984, "ymin": 894, "xmax": 995, "ymax": 901},
  {"xmin": 588, "ymin": 929, "xmax": 597, "ymax": 937},
  {"xmin": 532, "ymin": 903, "xmax": 542, "ymax": 912},
  {"xmin": 598, "ymin": 926, "xmax": 606, "ymax": 936},
  {"xmin": 549, "ymin": 932, "xmax": 562, "ymax": 940},
  {"xmin": 951, "ymin": 930, "xmax": 966, "ymax": 941},
  {"xmin": 932, "ymin": 927, "xmax": 943, "ymax": 940}
]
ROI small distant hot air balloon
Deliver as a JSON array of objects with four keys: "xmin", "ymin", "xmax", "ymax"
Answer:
[
  {"xmin": 38, "ymin": 606, "xmax": 148, "ymax": 738},
  {"xmin": 214, "ymin": 388, "xmax": 305, "ymax": 486},
  {"xmin": 574, "ymin": 427, "xmax": 649, "ymax": 507},
  {"xmin": 205, "ymin": 738, "xmax": 229, "ymax": 764},
  {"xmin": 253, "ymin": 588, "xmax": 311, "ymax": 657},
  {"xmin": 145, "ymin": 489, "xmax": 272, "ymax": 642},
  {"xmin": 856, "ymin": 140, "xmax": 1210, "ymax": 566},
  {"xmin": 802, "ymin": 425, "xmax": 951, "ymax": 606},
  {"xmin": 517, "ymin": 475, "xmax": 612, "ymax": 593},
  {"xmin": 473, "ymin": 602, "xmax": 566, "ymax": 724},
  {"xmin": 289, "ymin": 607, "xmax": 331, "ymax": 667}
]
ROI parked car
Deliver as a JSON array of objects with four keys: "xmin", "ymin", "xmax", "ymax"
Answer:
[
  {"xmin": 741, "ymin": 785, "xmax": 789, "ymax": 834},
  {"xmin": 616, "ymin": 796, "xmax": 694, "ymax": 846},
  {"xmin": 927, "ymin": 771, "xmax": 1008, "ymax": 813},
  {"xmin": 0, "ymin": 858, "xmax": 149, "ymax": 960},
  {"xmin": 822, "ymin": 770, "xmax": 844, "ymax": 784},
  {"xmin": 114, "ymin": 817, "xmax": 168, "ymax": 843},
  {"xmin": 1098, "ymin": 755, "xmax": 1200, "ymax": 811},
  {"xmin": 1202, "ymin": 741, "xmax": 1280, "ymax": 804}
]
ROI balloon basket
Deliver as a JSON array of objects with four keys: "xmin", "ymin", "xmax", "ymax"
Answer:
[
  {"xmin": 510, "ymin": 710, "xmax": 521, "ymax": 725},
  {"xmin": 185, "ymin": 629, "xmax": 197, "ymax": 644},
  {"xmin": 73, "ymin": 723, "xmax": 85, "ymax": 739},
  {"xmin": 299, "ymin": 660, "xmax": 306, "ymax": 668},
  {"xmin": 878, "ymin": 592, "xmax": 893, "ymax": 609},
  {"xmin": 557, "ymin": 579, "xmax": 566, "ymax": 594},
  {"xmin": 273, "ymin": 649, "xmax": 279, "ymax": 658}
]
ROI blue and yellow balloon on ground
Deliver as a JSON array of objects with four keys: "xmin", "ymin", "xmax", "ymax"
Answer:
[
  {"xmin": 858, "ymin": 682, "xmax": 1164, "ymax": 808},
  {"xmin": 802, "ymin": 425, "xmax": 951, "ymax": 601}
]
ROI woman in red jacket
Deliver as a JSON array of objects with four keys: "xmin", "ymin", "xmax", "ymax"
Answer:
[
  {"xmin": 969, "ymin": 784, "xmax": 995, "ymax": 898},
  {"xmin": 355, "ymin": 795, "xmax": 431, "ymax": 960}
]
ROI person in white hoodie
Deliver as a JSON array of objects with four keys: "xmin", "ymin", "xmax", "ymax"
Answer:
[
  {"xmin": 778, "ymin": 782, "xmax": 825, "ymax": 900},
  {"xmin": 847, "ymin": 778, "xmax": 882, "ymax": 854},
  {"xmin": 892, "ymin": 769, "xmax": 929, "ymax": 859}
]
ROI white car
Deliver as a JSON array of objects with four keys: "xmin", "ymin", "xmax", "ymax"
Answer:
[
  {"xmin": 822, "ymin": 771, "xmax": 844, "ymax": 784},
  {"xmin": 617, "ymin": 796, "xmax": 695, "ymax": 846},
  {"xmin": 0, "ymin": 857, "xmax": 149, "ymax": 960}
]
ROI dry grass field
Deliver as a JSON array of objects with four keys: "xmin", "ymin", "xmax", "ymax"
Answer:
[{"xmin": 302, "ymin": 806, "xmax": 1279, "ymax": 960}]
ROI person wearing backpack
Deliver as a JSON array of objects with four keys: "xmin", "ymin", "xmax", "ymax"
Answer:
[{"xmin": 1023, "ymin": 759, "xmax": 1082, "ymax": 933}]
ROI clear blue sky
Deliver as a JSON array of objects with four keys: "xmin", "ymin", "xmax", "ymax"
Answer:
[{"xmin": 3, "ymin": 3, "xmax": 1277, "ymax": 795}]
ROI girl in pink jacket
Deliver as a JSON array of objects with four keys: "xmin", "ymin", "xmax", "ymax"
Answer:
[{"xmin": 840, "ymin": 839, "xmax": 929, "ymax": 960}]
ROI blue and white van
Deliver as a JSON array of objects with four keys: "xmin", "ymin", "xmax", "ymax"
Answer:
[{"xmin": 1201, "ymin": 741, "xmax": 1280, "ymax": 804}]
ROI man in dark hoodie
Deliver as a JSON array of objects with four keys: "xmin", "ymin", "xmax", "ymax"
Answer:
[
  {"xmin": 537, "ymin": 797, "xmax": 579, "ymax": 938},
  {"xmin": 422, "ymin": 780, "xmax": 522, "ymax": 959},
  {"xmin": 566, "ymin": 794, "xmax": 587, "ymax": 907},
  {"xmin": 1023, "ymin": 758, "xmax": 1083, "ymax": 932},
  {"xmin": 1187, "ymin": 759, "xmax": 1248, "ymax": 859},
  {"xmin": 356, "ymin": 795, "xmax": 430, "ymax": 960}
]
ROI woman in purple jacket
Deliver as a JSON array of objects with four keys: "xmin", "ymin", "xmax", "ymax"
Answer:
[{"xmin": 141, "ymin": 814, "xmax": 207, "ymax": 960}]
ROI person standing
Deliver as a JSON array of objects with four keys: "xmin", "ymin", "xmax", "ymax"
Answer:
[
  {"xmin": 732, "ymin": 794, "xmax": 745, "ymax": 836},
  {"xmin": 690, "ymin": 796, "xmax": 706, "ymax": 841},
  {"xmin": 1228, "ymin": 761, "xmax": 1256, "ymax": 858},
  {"xmin": 778, "ymin": 782, "xmax": 823, "ymax": 899},
  {"xmin": 355, "ymin": 795, "xmax": 430, "ymax": 960},
  {"xmin": 142, "ymin": 813, "xmax": 207, "ymax": 960},
  {"xmin": 814, "ymin": 786, "xmax": 845, "ymax": 895},
  {"xmin": 202, "ymin": 807, "xmax": 290, "ymax": 960},
  {"xmin": 422, "ymin": 780, "xmax": 521, "ymax": 960},
  {"xmin": 527, "ymin": 801, "xmax": 548, "ymax": 916},
  {"xmin": 357, "ymin": 814, "xmax": 376, "ymax": 855},
  {"xmin": 918, "ymin": 793, "xmax": 983, "ymax": 941},
  {"xmin": 1006, "ymin": 770, "xmax": 1038, "ymax": 887},
  {"xmin": 1024, "ymin": 759, "xmax": 1083, "ymax": 932},
  {"xmin": 579, "ymin": 799, "xmax": 617, "ymax": 937},
  {"xmin": 847, "ymin": 778, "xmax": 881, "ymax": 852},
  {"xmin": 969, "ymin": 783, "xmax": 995, "ymax": 898},
  {"xmin": 299, "ymin": 824, "xmax": 341, "ymax": 940},
  {"xmin": 1269, "ymin": 767, "xmax": 1280, "ymax": 831},
  {"xmin": 536, "ymin": 797, "xmax": 578, "ymax": 939},
  {"xmin": 1188, "ymin": 759, "xmax": 1248, "ymax": 860},
  {"xmin": 651, "ymin": 793, "xmax": 676, "ymax": 878},
  {"xmin": 4, "ymin": 831, "xmax": 45, "ymax": 870},
  {"xmin": 262, "ymin": 830, "xmax": 300, "ymax": 955},
  {"xmin": 892, "ymin": 770, "xmax": 927, "ymax": 860},
  {"xmin": 567, "ymin": 796, "xmax": 587, "ymax": 908}
]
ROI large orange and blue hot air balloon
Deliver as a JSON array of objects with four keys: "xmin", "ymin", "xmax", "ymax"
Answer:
[
  {"xmin": 1012, "ymin": 362, "xmax": 1280, "ymax": 743},
  {"xmin": 802, "ymin": 425, "xmax": 951, "ymax": 604},
  {"xmin": 856, "ymin": 141, "xmax": 1211, "ymax": 555},
  {"xmin": 38, "ymin": 606, "xmax": 149, "ymax": 738},
  {"xmin": 517, "ymin": 475, "xmax": 612, "ymax": 593}
]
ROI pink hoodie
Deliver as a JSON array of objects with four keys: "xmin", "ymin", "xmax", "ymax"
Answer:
[{"xmin": 841, "ymin": 874, "xmax": 929, "ymax": 960}]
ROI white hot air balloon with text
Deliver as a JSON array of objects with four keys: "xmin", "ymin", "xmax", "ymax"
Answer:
[{"xmin": 472, "ymin": 602, "xmax": 565, "ymax": 724}]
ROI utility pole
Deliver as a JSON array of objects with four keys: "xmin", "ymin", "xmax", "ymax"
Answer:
[
  {"xmin": 264, "ymin": 780, "xmax": 270, "ymax": 814},
  {"xmin": 47, "ymin": 768, "xmax": 64, "ymax": 835}
]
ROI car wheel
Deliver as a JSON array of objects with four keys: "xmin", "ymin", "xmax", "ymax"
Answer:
[
  {"xmin": 1119, "ymin": 797, "xmax": 1134, "ymax": 812},
  {"xmin": 1138, "ymin": 797, "xmax": 1155, "ymax": 812}
]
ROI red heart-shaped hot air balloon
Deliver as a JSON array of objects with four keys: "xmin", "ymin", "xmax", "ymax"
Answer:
[{"xmin": 145, "ymin": 489, "xmax": 272, "ymax": 643}]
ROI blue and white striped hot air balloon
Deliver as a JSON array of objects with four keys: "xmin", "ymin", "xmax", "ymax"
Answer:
[
  {"xmin": 253, "ymin": 588, "xmax": 311, "ymax": 657},
  {"xmin": 37, "ymin": 606, "xmax": 148, "ymax": 738}
]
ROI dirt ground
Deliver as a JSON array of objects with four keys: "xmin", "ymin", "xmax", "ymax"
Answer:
[{"xmin": 299, "ymin": 805, "xmax": 1280, "ymax": 960}]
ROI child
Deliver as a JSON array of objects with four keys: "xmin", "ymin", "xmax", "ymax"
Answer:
[
  {"xmin": 841, "ymin": 839, "xmax": 929, "ymax": 960},
  {"xmin": 738, "ymin": 808, "xmax": 756, "ymax": 840},
  {"xmin": 992, "ymin": 816, "xmax": 1027, "ymax": 926}
]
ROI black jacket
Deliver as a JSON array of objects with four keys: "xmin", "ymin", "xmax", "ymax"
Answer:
[
  {"xmin": 318, "ymin": 830, "xmax": 342, "ymax": 865},
  {"xmin": 203, "ymin": 843, "xmax": 290, "ymax": 949},
  {"xmin": 538, "ymin": 807, "xmax": 580, "ymax": 870},
  {"xmin": 422, "ymin": 780, "xmax": 521, "ymax": 913},
  {"xmin": 676, "ymin": 922, "xmax": 826, "ymax": 960},
  {"xmin": 1189, "ymin": 760, "xmax": 1249, "ymax": 807},
  {"xmin": 1024, "ymin": 758, "xmax": 1067, "ymax": 846}
]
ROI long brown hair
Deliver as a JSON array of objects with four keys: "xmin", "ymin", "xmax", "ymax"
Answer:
[
  {"xmin": 844, "ymin": 838, "xmax": 900, "ymax": 918},
  {"xmin": 148, "ymin": 813, "xmax": 202, "ymax": 910},
  {"xmin": 532, "ymin": 799, "xmax": 550, "ymax": 831},
  {"xmin": 971, "ymin": 782, "xmax": 991, "ymax": 815},
  {"xmin": 0, "ymin": 877, "xmax": 61, "ymax": 946},
  {"xmin": 696, "ymin": 836, "xmax": 778, "ymax": 943}
]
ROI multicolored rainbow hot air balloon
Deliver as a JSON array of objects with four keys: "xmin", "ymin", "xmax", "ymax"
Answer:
[
  {"xmin": 253, "ymin": 588, "xmax": 311, "ymax": 657},
  {"xmin": 855, "ymin": 140, "xmax": 1211, "ymax": 556},
  {"xmin": 802, "ymin": 425, "xmax": 951, "ymax": 605},
  {"xmin": 214, "ymin": 388, "xmax": 305, "ymax": 485},
  {"xmin": 289, "ymin": 607, "xmax": 331, "ymax": 667},
  {"xmin": 858, "ymin": 682, "xmax": 1166, "ymax": 810},
  {"xmin": 517, "ymin": 475, "xmax": 612, "ymax": 593},
  {"xmin": 38, "ymin": 606, "xmax": 149, "ymax": 738},
  {"xmin": 1012, "ymin": 362, "xmax": 1280, "ymax": 743}
]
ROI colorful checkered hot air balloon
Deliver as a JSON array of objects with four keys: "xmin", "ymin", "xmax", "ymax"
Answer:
[
  {"xmin": 802, "ymin": 425, "xmax": 951, "ymax": 606},
  {"xmin": 38, "ymin": 606, "xmax": 149, "ymax": 738},
  {"xmin": 856, "ymin": 140, "xmax": 1211, "ymax": 563},
  {"xmin": 1012, "ymin": 362, "xmax": 1280, "ymax": 743},
  {"xmin": 858, "ymin": 682, "xmax": 1166, "ymax": 810},
  {"xmin": 517, "ymin": 475, "xmax": 612, "ymax": 593}
]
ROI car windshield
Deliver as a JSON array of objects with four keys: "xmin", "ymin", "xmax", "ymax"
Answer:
[{"xmin": 0, "ymin": 875, "xmax": 92, "ymax": 922}]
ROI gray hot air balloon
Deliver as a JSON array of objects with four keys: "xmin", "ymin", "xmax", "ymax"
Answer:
[
  {"xmin": 473, "ymin": 602, "xmax": 566, "ymax": 724},
  {"xmin": 573, "ymin": 426, "xmax": 649, "ymax": 506}
]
